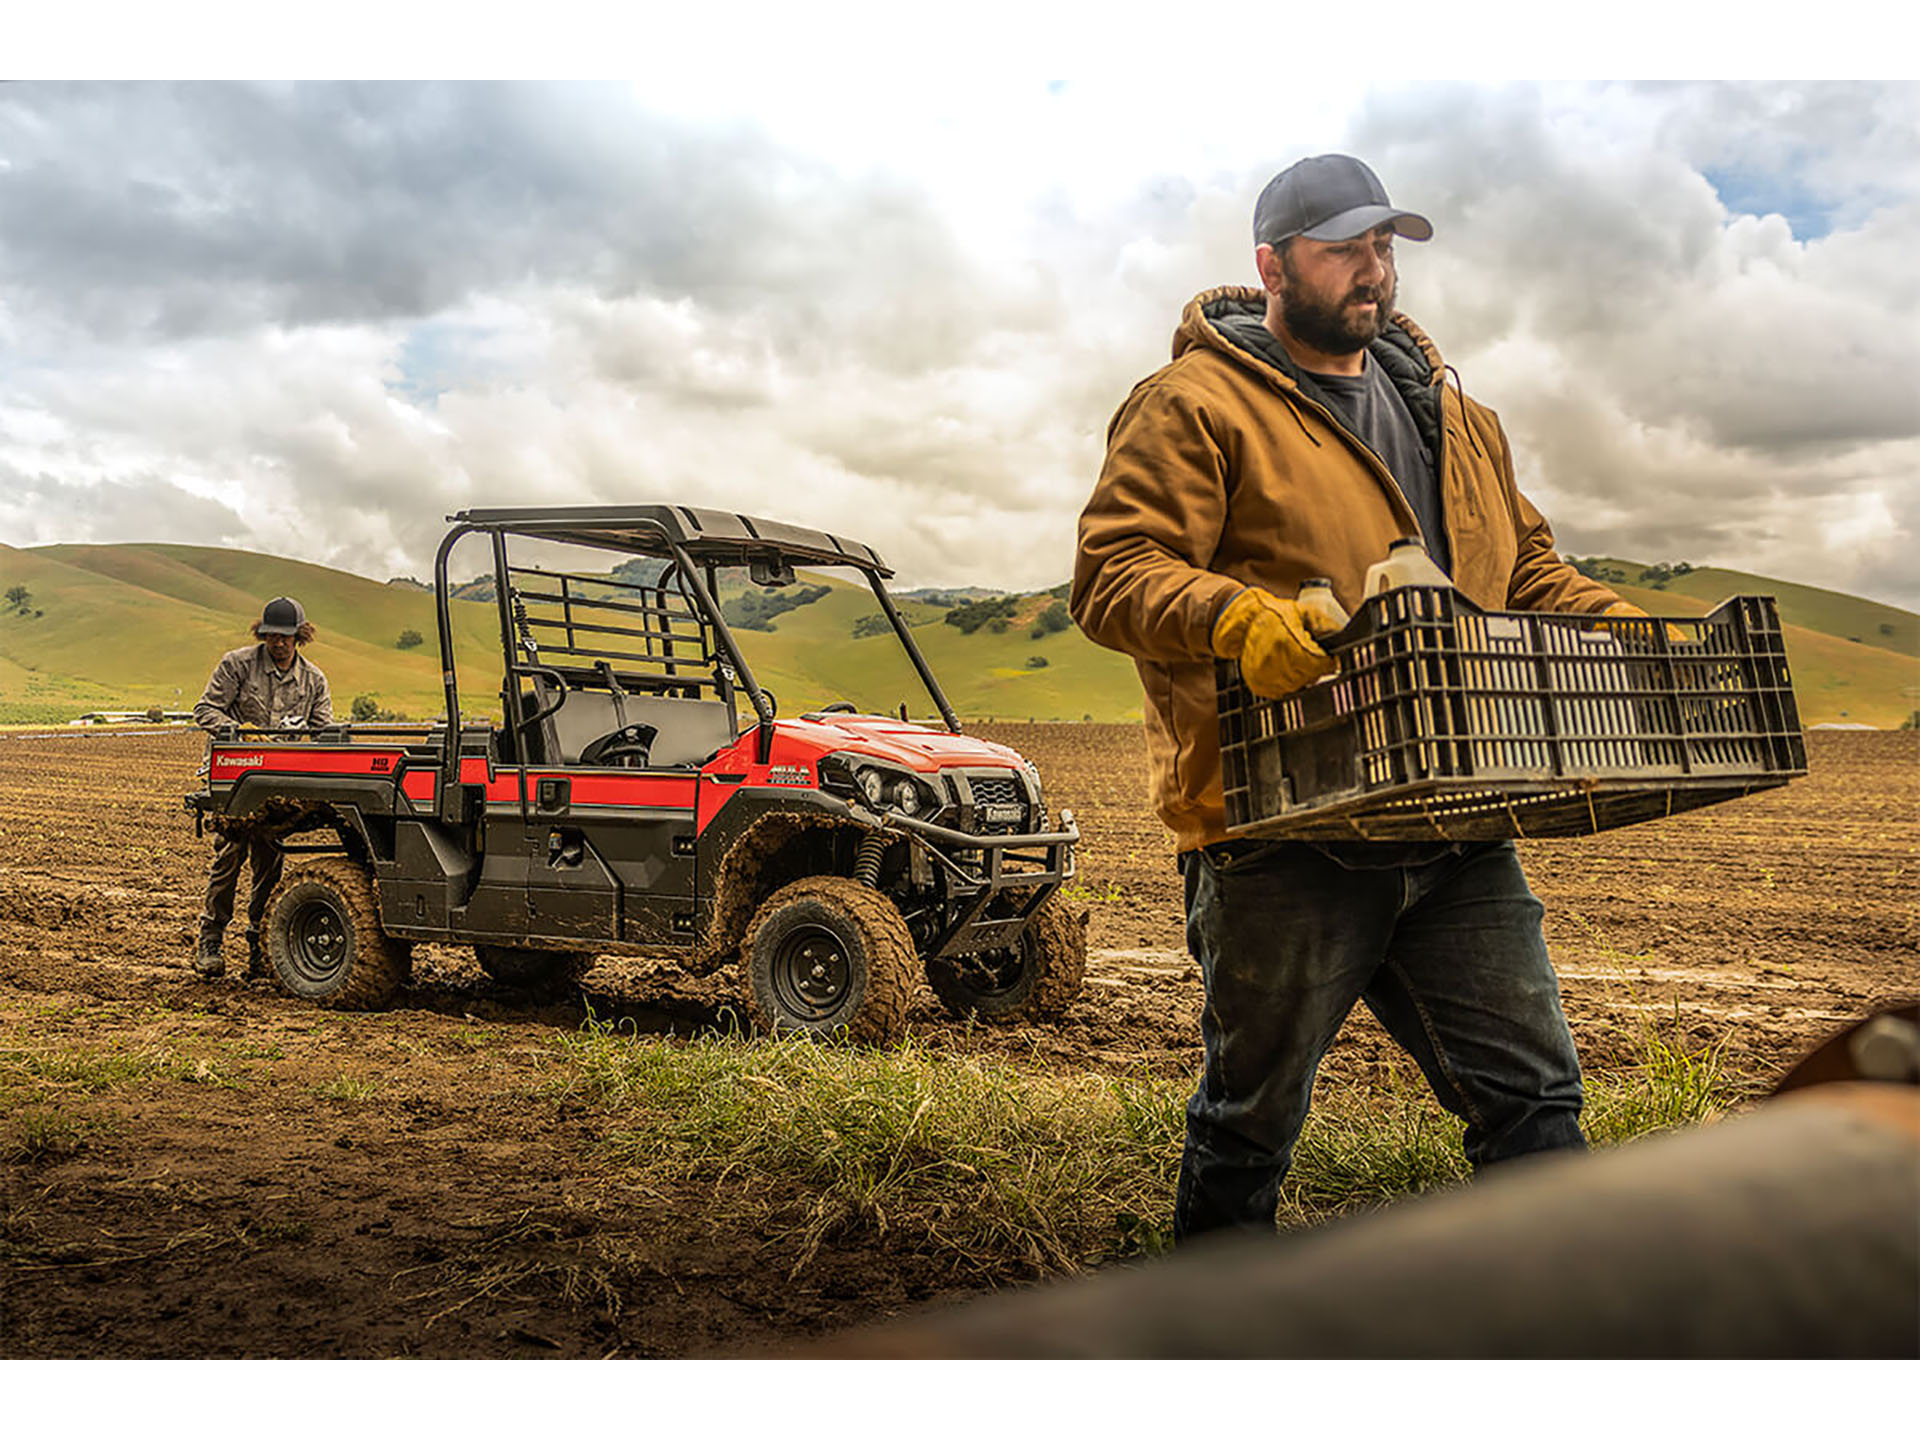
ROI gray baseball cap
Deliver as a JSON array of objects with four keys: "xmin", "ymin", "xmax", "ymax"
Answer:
[
  {"xmin": 257, "ymin": 596, "xmax": 307, "ymax": 635},
  {"xmin": 1254, "ymin": 154, "xmax": 1433, "ymax": 247}
]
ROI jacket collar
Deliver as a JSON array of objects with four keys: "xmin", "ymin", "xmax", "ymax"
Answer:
[
  {"xmin": 1177, "ymin": 285, "xmax": 1444, "ymax": 390},
  {"xmin": 253, "ymin": 642, "xmax": 312, "ymax": 680}
]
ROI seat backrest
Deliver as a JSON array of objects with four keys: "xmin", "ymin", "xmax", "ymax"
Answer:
[{"xmin": 535, "ymin": 686, "xmax": 737, "ymax": 768}]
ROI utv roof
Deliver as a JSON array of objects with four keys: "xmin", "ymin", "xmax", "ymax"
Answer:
[{"xmin": 450, "ymin": 504, "xmax": 891, "ymax": 575}]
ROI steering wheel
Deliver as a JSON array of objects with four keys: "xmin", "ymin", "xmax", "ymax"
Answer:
[
  {"xmin": 820, "ymin": 701, "xmax": 858, "ymax": 714},
  {"xmin": 579, "ymin": 722, "xmax": 657, "ymax": 768}
]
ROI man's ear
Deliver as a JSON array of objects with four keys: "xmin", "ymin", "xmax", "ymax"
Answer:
[{"xmin": 1254, "ymin": 243, "xmax": 1285, "ymax": 296}]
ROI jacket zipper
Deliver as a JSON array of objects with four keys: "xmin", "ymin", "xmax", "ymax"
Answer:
[{"xmin": 1274, "ymin": 383, "xmax": 1427, "ymax": 548}]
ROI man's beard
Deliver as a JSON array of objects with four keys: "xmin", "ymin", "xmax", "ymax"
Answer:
[{"xmin": 1279, "ymin": 253, "xmax": 1396, "ymax": 356}]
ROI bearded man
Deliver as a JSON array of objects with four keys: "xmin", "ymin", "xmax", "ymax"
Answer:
[{"xmin": 1071, "ymin": 154, "xmax": 1647, "ymax": 1241}]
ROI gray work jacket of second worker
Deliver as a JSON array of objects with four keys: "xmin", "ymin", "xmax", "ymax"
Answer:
[{"xmin": 193, "ymin": 645, "xmax": 333, "ymax": 733}]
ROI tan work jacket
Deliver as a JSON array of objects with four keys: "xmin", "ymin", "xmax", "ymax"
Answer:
[{"xmin": 1071, "ymin": 287, "xmax": 1622, "ymax": 851}]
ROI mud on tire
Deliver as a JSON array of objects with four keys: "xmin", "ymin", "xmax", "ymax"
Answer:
[
  {"xmin": 264, "ymin": 857, "xmax": 408, "ymax": 1010},
  {"xmin": 474, "ymin": 945, "xmax": 592, "ymax": 991},
  {"xmin": 742, "ymin": 876, "xmax": 914, "ymax": 1044},
  {"xmin": 927, "ymin": 893, "xmax": 1087, "ymax": 1023}
]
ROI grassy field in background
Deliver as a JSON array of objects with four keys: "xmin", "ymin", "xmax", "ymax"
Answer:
[{"xmin": 2, "ymin": 541, "xmax": 1914, "ymax": 727}]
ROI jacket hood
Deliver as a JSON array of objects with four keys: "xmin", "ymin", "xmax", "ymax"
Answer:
[{"xmin": 1172, "ymin": 285, "xmax": 1446, "ymax": 391}]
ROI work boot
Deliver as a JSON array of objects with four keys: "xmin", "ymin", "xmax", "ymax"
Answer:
[
  {"xmin": 246, "ymin": 931, "xmax": 271, "ymax": 980},
  {"xmin": 192, "ymin": 927, "xmax": 225, "ymax": 979}
]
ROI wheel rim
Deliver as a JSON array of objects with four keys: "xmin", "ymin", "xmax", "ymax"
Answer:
[
  {"xmin": 284, "ymin": 896, "xmax": 352, "ymax": 986},
  {"xmin": 770, "ymin": 922, "xmax": 852, "ymax": 1021}
]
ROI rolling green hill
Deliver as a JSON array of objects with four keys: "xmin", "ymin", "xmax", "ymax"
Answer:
[
  {"xmin": 1578, "ymin": 557, "xmax": 1919, "ymax": 658},
  {"xmin": 2, "ymin": 542, "xmax": 1914, "ymax": 728},
  {"xmin": 0, "ymin": 542, "xmax": 501, "ymax": 724}
]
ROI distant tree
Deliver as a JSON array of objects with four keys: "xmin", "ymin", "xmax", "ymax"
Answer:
[
  {"xmin": 1025, "ymin": 655, "xmax": 1049, "ymax": 669},
  {"xmin": 851, "ymin": 614, "xmax": 892, "ymax": 639},
  {"xmin": 145, "ymin": 705, "xmax": 166, "ymax": 723},
  {"xmin": 1029, "ymin": 600, "xmax": 1071, "ymax": 639},
  {"xmin": 3, "ymin": 584, "xmax": 29, "ymax": 613},
  {"xmin": 723, "ymin": 583, "xmax": 831, "ymax": 632},
  {"xmin": 350, "ymin": 694, "xmax": 381, "ymax": 722},
  {"xmin": 944, "ymin": 595, "xmax": 1018, "ymax": 635},
  {"xmin": 1879, "ymin": 623, "xmax": 1896, "ymax": 639},
  {"xmin": 396, "ymin": 628, "xmax": 424, "ymax": 650}
]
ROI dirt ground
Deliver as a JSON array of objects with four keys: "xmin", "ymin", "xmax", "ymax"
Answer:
[{"xmin": 0, "ymin": 724, "xmax": 1913, "ymax": 1358}]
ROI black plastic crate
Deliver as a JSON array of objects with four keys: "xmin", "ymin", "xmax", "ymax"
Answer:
[{"xmin": 1218, "ymin": 589, "xmax": 1806, "ymax": 841}]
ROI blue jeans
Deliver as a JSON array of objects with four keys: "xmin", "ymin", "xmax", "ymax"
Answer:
[{"xmin": 1175, "ymin": 838, "xmax": 1585, "ymax": 1240}]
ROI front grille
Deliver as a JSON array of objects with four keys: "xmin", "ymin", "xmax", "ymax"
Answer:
[
  {"xmin": 970, "ymin": 776, "xmax": 1021, "ymax": 807},
  {"xmin": 954, "ymin": 770, "xmax": 1028, "ymax": 834}
]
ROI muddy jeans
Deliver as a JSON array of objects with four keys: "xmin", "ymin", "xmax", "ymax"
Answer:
[
  {"xmin": 199, "ymin": 830, "xmax": 285, "ymax": 940},
  {"xmin": 1175, "ymin": 838, "xmax": 1586, "ymax": 1241}
]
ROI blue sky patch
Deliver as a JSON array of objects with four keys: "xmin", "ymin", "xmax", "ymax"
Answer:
[
  {"xmin": 1703, "ymin": 165, "xmax": 1834, "ymax": 241},
  {"xmin": 389, "ymin": 321, "xmax": 498, "ymax": 407}
]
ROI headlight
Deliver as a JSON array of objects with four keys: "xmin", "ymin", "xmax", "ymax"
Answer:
[
  {"xmin": 821, "ymin": 752, "xmax": 939, "ymax": 818},
  {"xmin": 855, "ymin": 764, "xmax": 935, "ymax": 817}
]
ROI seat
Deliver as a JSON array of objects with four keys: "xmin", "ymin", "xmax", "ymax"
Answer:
[{"xmin": 518, "ymin": 682, "xmax": 736, "ymax": 768}]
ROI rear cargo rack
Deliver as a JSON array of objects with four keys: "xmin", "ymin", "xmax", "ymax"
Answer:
[{"xmin": 1217, "ymin": 589, "xmax": 1806, "ymax": 841}]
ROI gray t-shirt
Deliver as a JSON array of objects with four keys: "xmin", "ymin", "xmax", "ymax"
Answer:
[{"xmin": 1309, "ymin": 356, "xmax": 1450, "ymax": 574}]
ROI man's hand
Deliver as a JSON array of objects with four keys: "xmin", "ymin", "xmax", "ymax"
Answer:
[{"xmin": 1212, "ymin": 588, "xmax": 1337, "ymax": 699}]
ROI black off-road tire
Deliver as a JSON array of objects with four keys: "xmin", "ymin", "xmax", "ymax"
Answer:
[
  {"xmin": 264, "ymin": 857, "xmax": 407, "ymax": 1010},
  {"xmin": 742, "ymin": 876, "xmax": 914, "ymax": 1043},
  {"xmin": 927, "ymin": 894, "xmax": 1087, "ymax": 1023},
  {"xmin": 474, "ymin": 944, "xmax": 592, "ymax": 991}
]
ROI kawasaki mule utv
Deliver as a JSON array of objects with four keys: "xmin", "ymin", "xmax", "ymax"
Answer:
[{"xmin": 185, "ymin": 505, "xmax": 1085, "ymax": 1043}]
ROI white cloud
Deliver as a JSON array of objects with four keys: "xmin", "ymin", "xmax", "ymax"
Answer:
[{"xmin": 0, "ymin": 78, "xmax": 1915, "ymax": 614}]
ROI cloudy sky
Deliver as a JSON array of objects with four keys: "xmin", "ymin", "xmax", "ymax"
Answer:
[{"xmin": 3, "ymin": 25, "xmax": 1916, "ymax": 610}]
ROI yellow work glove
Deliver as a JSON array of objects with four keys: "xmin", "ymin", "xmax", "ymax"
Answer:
[
  {"xmin": 1211, "ymin": 588, "xmax": 1337, "ymax": 699},
  {"xmin": 1599, "ymin": 601, "xmax": 1688, "ymax": 644}
]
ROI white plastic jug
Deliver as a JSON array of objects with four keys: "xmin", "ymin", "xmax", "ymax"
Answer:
[
  {"xmin": 1295, "ymin": 577, "xmax": 1352, "ymax": 635},
  {"xmin": 1362, "ymin": 538, "xmax": 1452, "ymax": 598}
]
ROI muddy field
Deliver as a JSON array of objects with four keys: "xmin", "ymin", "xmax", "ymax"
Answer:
[{"xmin": 0, "ymin": 725, "xmax": 1913, "ymax": 1358}]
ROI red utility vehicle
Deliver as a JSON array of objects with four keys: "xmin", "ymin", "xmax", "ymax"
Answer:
[{"xmin": 186, "ymin": 506, "xmax": 1084, "ymax": 1042}]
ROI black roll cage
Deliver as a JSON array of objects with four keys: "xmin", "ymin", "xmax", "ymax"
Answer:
[{"xmin": 430, "ymin": 505, "xmax": 963, "ymax": 824}]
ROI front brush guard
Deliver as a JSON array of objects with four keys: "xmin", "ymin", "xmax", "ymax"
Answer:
[{"xmin": 872, "ymin": 809, "xmax": 1079, "ymax": 960}]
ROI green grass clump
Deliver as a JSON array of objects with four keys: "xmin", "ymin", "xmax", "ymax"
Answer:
[
  {"xmin": 542, "ymin": 1004, "xmax": 1736, "ymax": 1279},
  {"xmin": 312, "ymin": 1075, "xmax": 384, "ymax": 1101},
  {"xmin": 1278, "ymin": 1071, "xmax": 1471, "ymax": 1224},
  {"xmin": 1279, "ymin": 1023, "xmax": 1731, "ymax": 1227},
  {"xmin": 3, "ymin": 1107, "xmax": 88, "ymax": 1163},
  {"xmin": 550, "ymin": 1019, "xmax": 1186, "ymax": 1277},
  {"xmin": 1583, "ymin": 1024, "xmax": 1730, "ymax": 1143},
  {"xmin": 0, "ymin": 1043, "xmax": 244, "ymax": 1092}
]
